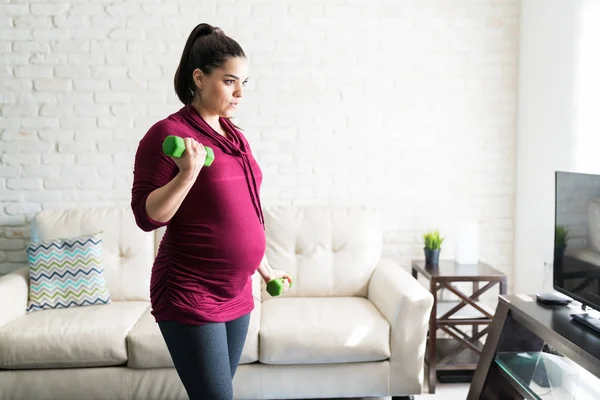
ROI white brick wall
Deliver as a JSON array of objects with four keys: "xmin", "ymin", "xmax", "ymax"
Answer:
[{"xmin": 0, "ymin": 0, "xmax": 519, "ymax": 289}]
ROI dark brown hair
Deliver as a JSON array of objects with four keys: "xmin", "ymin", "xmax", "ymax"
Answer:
[{"xmin": 174, "ymin": 23, "xmax": 246, "ymax": 105}]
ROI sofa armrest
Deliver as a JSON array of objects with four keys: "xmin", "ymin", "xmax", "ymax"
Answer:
[
  {"xmin": 0, "ymin": 266, "xmax": 29, "ymax": 328},
  {"xmin": 368, "ymin": 258, "xmax": 434, "ymax": 395}
]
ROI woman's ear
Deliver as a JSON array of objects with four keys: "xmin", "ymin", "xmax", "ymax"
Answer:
[{"xmin": 192, "ymin": 68, "xmax": 204, "ymax": 90}]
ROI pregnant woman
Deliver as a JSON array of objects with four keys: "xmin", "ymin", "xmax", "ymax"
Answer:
[{"xmin": 130, "ymin": 22, "xmax": 292, "ymax": 400}]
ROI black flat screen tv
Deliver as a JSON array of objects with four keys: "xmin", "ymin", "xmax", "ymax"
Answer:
[{"xmin": 554, "ymin": 171, "xmax": 600, "ymax": 313}]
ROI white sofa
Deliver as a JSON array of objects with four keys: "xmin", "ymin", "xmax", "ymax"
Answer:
[{"xmin": 0, "ymin": 205, "xmax": 434, "ymax": 400}]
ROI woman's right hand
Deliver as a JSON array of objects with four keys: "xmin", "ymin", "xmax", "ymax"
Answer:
[{"xmin": 170, "ymin": 137, "xmax": 207, "ymax": 183}]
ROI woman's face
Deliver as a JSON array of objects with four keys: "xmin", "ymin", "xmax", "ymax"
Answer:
[{"xmin": 193, "ymin": 56, "xmax": 249, "ymax": 118}]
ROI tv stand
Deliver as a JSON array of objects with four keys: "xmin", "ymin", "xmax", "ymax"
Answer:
[
  {"xmin": 468, "ymin": 294, "xmax": 600, "ymax": 399},
  {"xmin": 571, "ymin": 313, "xmax": 600, "ymax": 335}
]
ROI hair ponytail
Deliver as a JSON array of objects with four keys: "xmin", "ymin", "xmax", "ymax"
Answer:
[{"xmin": 174, "ymin": 23, "xmax": 245, "ymax": 105}]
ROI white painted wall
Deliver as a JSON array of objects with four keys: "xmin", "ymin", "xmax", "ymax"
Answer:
[
  {"xmin": 514, "ymin": 0, "xmax": 600, "ymax": 294},
  {"xmin": 0, "ymin": 1, "xmax": 519, "ymax": 287},
  {"xmin": 573, "ymin": 1, "xmax": 600, "ymax": 174}
]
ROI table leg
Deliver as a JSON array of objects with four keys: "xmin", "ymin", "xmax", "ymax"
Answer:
[
  {"xmin": 472, "ymin": 281, "xmax": 479, "ymax": 338},
  {"xmin": 500, "ymin": 278, "xmax": 507, "ymax": 295},
  {"xmin": 427, "ymin": 278, "xmax": 438, "ymax": 394},
  {"xmin": 467, "ymin": 299, "xmax": 511, "ymax": 400}
]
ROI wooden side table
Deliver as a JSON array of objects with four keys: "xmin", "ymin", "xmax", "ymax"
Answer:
[{"xmin": 411, "ymin": 259, "xmax": 507, "ymax": 394}]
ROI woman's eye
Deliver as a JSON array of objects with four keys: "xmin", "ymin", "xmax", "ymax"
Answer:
[
  {"xmin": 242, "ymin": 81, "xmax": 248, "ymax": 86},
  {"xmin": 225, "ymin": 80, "xmax": 235, "ymax": 85}
]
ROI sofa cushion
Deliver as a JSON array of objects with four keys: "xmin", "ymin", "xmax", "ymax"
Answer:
[
  {"xmin": 126, "ymin": 299, "xmax": 261, "ymax": 368},
  {"xmin": 26, "ymin": 232, "xmax": 111, "ymax": 313},
  {"xmin": 261, "ymin": 206, "xmax": 383, "ymax": 299},
  {"xmin": 125, "ymin": 307, "xmax": 171, "ymax": 369},
  {"xmin": 259, "ymin": 297, "xmax": 390, "ymax": 364},
  {"xmin": 0, "ymin": 301, "xmax": 148, "ymax": 369},
  {"xmin": 31, "ymin": 207, "xmax": 155, "ymax": 301}
]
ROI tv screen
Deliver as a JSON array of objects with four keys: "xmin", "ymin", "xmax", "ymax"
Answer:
[{"xmin": 554, "ymin": 171, "xmax": 600, "ymax": 311}]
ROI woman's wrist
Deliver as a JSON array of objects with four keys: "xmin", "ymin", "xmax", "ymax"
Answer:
[
  {"xmin": 261, "ymin": 271, "xmax": 271, "ymax": 283},
  {"xmin": 175, "ymin": 170, "xmax": 197, "ymax": 186},
  {"xmin": 257, "ymin": 260, "xmax": 272, "ymax": 282}
]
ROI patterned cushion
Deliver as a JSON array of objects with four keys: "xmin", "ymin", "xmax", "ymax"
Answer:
[{"xmin": 26, "ymin": 232, "xmax": 111, "ymax": 313}]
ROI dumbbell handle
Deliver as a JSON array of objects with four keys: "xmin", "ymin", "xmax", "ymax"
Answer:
[{"xmin": 162, "ymin": 135, "xmax": 214, "ymax": 167}]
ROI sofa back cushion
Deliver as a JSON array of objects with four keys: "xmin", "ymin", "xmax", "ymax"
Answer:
[
  {"xmin": 32, "ymin": 207, "xmax": 154, "ymax": 301},
  {"xmin": 262, "ymin": 205, "xmax": 382, "ymax": 299},
  {"xmin": 588, "ymin": 198, "xmax": 600, "ymax": 253}
]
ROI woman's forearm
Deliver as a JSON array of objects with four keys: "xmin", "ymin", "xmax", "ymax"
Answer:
[
  {"xmin": 257, "ymin": 254, "xmax": 273, "ymax": 282},
  {"xmin": 145, "ymin": 171, "xmax": 196, "ymax": 223}
]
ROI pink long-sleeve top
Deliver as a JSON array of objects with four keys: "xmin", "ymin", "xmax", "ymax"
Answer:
[{"xmin": 131, "ymin": 105, "xmax": 266, "ymax": 325}]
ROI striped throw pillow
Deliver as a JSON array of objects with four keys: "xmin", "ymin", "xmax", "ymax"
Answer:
[{"xmin": 26, "ymin": 232, "xmax": 111, "ymax": 313}]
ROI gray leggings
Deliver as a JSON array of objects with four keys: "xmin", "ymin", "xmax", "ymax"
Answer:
[{"xmin": 158, "ymin": 313, "xmax": 251, "ymax": 400}]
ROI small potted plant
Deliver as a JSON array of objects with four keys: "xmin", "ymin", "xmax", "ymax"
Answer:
[
  {"xmin": 554, "ymin": 224, "xmax": 569, "ymax": 260},
  {"xmin": 423, "ymin": 230, "xmax": 444, "ymax": 265}
]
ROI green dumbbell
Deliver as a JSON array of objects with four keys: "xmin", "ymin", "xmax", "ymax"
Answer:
[
  {"xmin": 266, "ymin": 275, "xmax": 293, "ymax": 297},
  {"xmin": 162, "ymin": 135, "xmax": 215, "ymax": 167}
]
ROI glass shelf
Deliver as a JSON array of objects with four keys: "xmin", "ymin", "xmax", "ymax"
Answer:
[
  {"xmin": 495, "ymin": 349, "xmax": 600, "ymax": 400},
  {"xmin": 467, "ymin": 295, "xmax": 600, "ymax": 400}
]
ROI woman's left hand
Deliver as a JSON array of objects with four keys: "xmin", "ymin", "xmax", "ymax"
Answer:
[{"xmin": 266, "ymin": 269, "xmax": 293, "ymax": 293}]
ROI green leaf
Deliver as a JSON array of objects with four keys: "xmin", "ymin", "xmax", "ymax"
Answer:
[{"xmin": 423, "ymin": 229, "xmax": 444, "ymax": 250}]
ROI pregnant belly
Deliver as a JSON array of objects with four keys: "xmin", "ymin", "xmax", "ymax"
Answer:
[{"xmin": 165, "ymin": 217, "xmax": 266, "ymax": 297}]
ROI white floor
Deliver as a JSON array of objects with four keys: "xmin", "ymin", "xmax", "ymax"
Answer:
[
  {"xmin": 414, "ymin": 382, "xmax": 470, "ymax": 399},
  {"xmin": 307, "ymin": 382, "xmax": 471, "ymax": 400}
]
